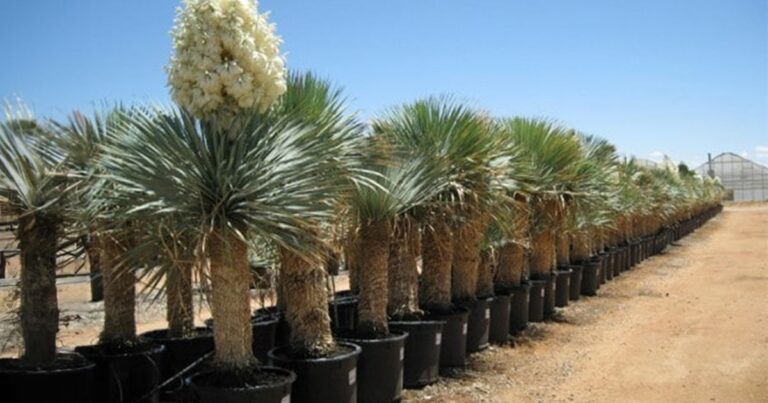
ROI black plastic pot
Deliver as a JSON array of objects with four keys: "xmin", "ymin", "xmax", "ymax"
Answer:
[
  {"xmin": 254, "ymin": 307, "xmax": 290, "ymax": 348},
  {"xmin": 567, "ymin": 265, "xmax": 583, "ymax": 301},
  {"xmin": 509, "ymin": 282, "xmax": 531, "ymax": 334},
  {"xmin": 253, "ymin": 316, "xmax": 279, "ymax": 363},
  {"xmin": 528, "ymin": 279, "xmax": 547, "ymax": 322},
  {"xmin": 427, "ymin": 307, "xmax": 470, "ymax": 369},
  {"xmin": 268, "ymin": 342, "xmax": 361, "ymax": 403},
  {"xmin": 597, "ymin": 254, "xmax": 607, "ymax": 285},
  {"xmin": 75, "ymin": 342, "xmax": 165, "ymax": 403},
  {"xmin": 0, "ymin": 353, "xmax": 95, "ymax": 403},
  {"xmin": 614, "ymin": 248, "xmax": 623, "ymax": 276},
  {"xmin": 616, "ymin": 247, "xmax": 625, "ymax": 273},
  {"xmin": 189, "ymin": 366, "xmax": 295, "ymax": 403},
  {"xmin": 205, "ymin": 315, "xmax": 279, "ymax": 363},
  {"xmin": 630, "ymin": 241, "xmax": 639, "ymax": 267},
  {"xmin": 580, "ymin": 259, "xmax": 599, "ymax": 296},
  {"xmin": 389, "ymin": 320, "xmax": 444, "ymax": 388},
  {"xmin": 330, "ymin": 293, "xmax": 359, "ymax": 334},
  {"xmin": 140, "ymin": 327, "xmax": 214, "ymax": 401},
  {"xmin": 465, "ymin": 297, "xmax": 492, "ymax": 353},
  {"xmin": 543, "ymin": 273, "xmax": 557, "ymax": 317},
  {"xmin": 338, "ymin": 330, "xmax": 408, "ymax": 403},
  {"xmin": 604, "ymin": 250, "xmax": 615, "ymax": 281},
  {"xmin": 555, "ymin": 268, "xmax": 571, "ymax": 307},
  {"xmin": 488, "ymin": 294, "xmax": 511, "ymax": 344}
]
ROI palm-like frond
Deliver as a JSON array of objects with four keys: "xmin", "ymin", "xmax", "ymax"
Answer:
[
  {"xmin": 0, "ymin": 108, "xmax": 68, "ymax": 216},
  {"xmin": 373, "ymin": 97, "xmax": 515, "ymax": 215},
  {"xmin": 348, "ymin": 143, "xmax": 450, "ymax": 222},
  {"xmin": 101, "ymin": 106, "xmax": 352, "ymax": 260},
  {"xmin": 500, "ymin": 118, "xmax": 583, "ymax": 196}
]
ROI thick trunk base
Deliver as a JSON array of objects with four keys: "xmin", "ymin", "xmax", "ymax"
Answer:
[
  {"xmin": 209, "ymin": 232, "xmax": 254, "ymax": 366},
  {"xmin": 19, "ymin": 214, "xmax": 59, "ymax": 366}
]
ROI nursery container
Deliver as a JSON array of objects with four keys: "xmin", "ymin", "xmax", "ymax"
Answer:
[
  {"xmin": 509, "ymin": 282, "xmax": 531, "ymax": 334},
  {"xmin": 528, "ymin": 279, "xmax": 547, "ymax": 322},
  {"xmin": 254, "ymin": 307, "xmax": 290, "ymax": 348},
  {"xmin": 189, "ymin": 366, "xmax": 295, "ymax": 403},
  {"xmin": 389, "ymin": 320, "xmax": 444, "ymax": 388},
  {"xmin": 604, "ymin": 250, "xmax": 615, "ymax": 281},
  {"xmin": 427, "ymin": 307, "xmax": 470, "ymax": 369},
  {"xmin": 598, "ymin": 253, "xmax": 607, "ymax": 285},
  {"xmin": 330, "ymin": 292, "xmax": 359, "ymax": 334},
  {"xmin": 205, "ymin": 315, "xmax": 279, "ymax": 363},
  {"xmin": 543, "ymin": 272, "xmax": 557, "ymax": 318},
  {"xmin": 465, "ymin": 297, "xmax": 492, "ymax": 353},
  {"xmin": 140, "ymin": 327, "xmax": 213, "ymax": 401},
  {"xmin": 269, "ymin": 342, "xmax": 361, "ymax": 403},
  {"xmin": 488, "ymin": 293, "xmax": 511, "ymax": 344},
  {"xmin": 0, "ymin": 352, "xmax": 95, "ymax": 403},
  {"xmin": 555, "ymin": 268, "xmax": 572, "ymax": 307},
  {"xmin": 75, "ymin": 342, "xmax": 165, "ymax": 403},
  {"xmin": 338, "ymin": 330, "xmax": 408, "ymax": 403},
  {"xmin": 580, "ymin": 259, "xmax": 599, "ymax": 296},
  {"xmin": 567, "ymin": 265, "xmax": 583, "ymax": 301}
]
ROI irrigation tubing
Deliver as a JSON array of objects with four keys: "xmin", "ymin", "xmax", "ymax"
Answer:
[{"xmin": 127, "ymin": 349, "xmax": 214, "ymax": 403}]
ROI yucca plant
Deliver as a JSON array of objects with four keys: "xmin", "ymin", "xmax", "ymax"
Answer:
[
  {"xmin": 563, "ymin": 134, "xmax": 619, "ymax": 265},
  {"xmin": 375, "ymin": 97, "xmax": 508, "ymax": 312},
  {"xmin": 500, "ymin": 118, "xmax": 584, "ymax": 278},
  {"xmin": 0, "ymin": 108, "xmax": 69, "ymax": 366},
  {"xmin": 346, "ymin": 143, "xmax": 448, "ymax": 335},
  {"xmin": 101, "ymin": 105, "xmax": 352, "ymax": 366},
  {"xmin": 264, "ymin": 72, "xmax": 363, "ymax": 356},
  {"xmin": 54, "ymin": 108, "xmax": 157, "ymax": 344}
]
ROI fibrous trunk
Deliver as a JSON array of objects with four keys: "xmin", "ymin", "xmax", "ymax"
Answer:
[
  {"xmin": 529, "ymin": 230, "xmax": 555, "ymax": 276},
  {"xmin": 279, "ymin": 247, "xmax": 334, "ymax": 357},
  {"xmin": 475, "ymin": 249, "xmax": 494, "ymax": 297},
  {"xmin": 101, "ymin": 234, "xmax": 136, "ymax": 344},
  {"xmin": 85, "ymin": 234, "xmax": 103, "ymax": 302},
  {"xmin": 419, "ymin": 217, "xmax": 452, "ymax": 312},
  {"xmin": 166, "ymin": 261, "xmax": 194, "ymax": 338},
  {"xmin": 556, "ymin": 232, "xmax": 570, "ymax": 266},
  {"xmin": 209, "ymin": 231, "xmax": 254, "ymax": 366},
  {"xmin": 19, "ymin": 213, "xmax": 59, "ymax": 366},
  {"xmin": 387, "ymin": 221, "xmax": 420, "ymax": 319},
  {"xmin": 571, "ymin": 231, "xmax": 591, "ymax": 262},
  {"xmin": 356, "ymin": 219, "xmax": 391, "ymax": 336},
  {"xmin": 344, "ymin": 227, "xmax": 360, "ymax": 294},
  {"xmin": 494, "ymin": 242, "xmax": 524, "ymax": 290},
  {"xmin": 451, "ymin": 211, "xmax": 487, "ymax": 302}
]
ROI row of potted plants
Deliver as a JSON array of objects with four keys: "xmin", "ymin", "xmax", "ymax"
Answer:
[{"xmin": 0, "ymin": 1, "xmax": 726, "ymax": 402}]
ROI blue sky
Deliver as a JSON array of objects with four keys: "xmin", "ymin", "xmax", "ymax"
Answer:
[{"xmin": 1, "ymin": 0, "xmax": 766, "ymax": 167}]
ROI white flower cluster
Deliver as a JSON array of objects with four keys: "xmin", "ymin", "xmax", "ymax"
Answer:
[{"xmin": 168, "ymin": 0, "xmax": 287, "ymax": 119}]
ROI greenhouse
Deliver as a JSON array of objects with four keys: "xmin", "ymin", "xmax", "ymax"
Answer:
[{"xmin": 694, "ymin": 152, "xmax": 768, "ymax": 202}]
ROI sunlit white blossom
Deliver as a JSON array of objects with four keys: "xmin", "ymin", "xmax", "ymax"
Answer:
[{"xmin": 168, "ymin": 0, "xmax": 287, "ymax": 120}]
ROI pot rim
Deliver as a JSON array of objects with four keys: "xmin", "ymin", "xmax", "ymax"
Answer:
[
  {"xmin": 139, "ymin": 326, "xmax": 212, "ymax": 341},
  {"xmin": 188, "ymin": 365, "xmax": 296, "ymax": 392},
  {"xmin": 0, "ymin": 352, "xmax": 95, "ymax": 375},
  {"xmin": 268, "ymin": 341, "xmax": 361, "ymax": 364},
  {"xmin": 337, "ymin": 329, "xmax": 409, "ymax": 344},
  {"xmin": 389, "ymin": 319, "xmax": 447, "ymax": 327}
]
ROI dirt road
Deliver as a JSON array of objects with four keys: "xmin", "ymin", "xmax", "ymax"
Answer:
[{"xmin": 405, "ymin": 204, "xmax": 768, "ymax": 403}]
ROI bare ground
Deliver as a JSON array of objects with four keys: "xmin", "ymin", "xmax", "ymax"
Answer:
[{"xmin": 404, "ymin": 204, "xmax": 768, "ymax": 403}]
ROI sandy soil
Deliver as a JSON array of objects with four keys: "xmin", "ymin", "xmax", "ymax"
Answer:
[
  {"xmin": 404, "ymin": 204, "xmax": 768, "ymax": 402},
  {"xmin": 1, "ymin": 205, "xmax": 766, "ymax": 402}
]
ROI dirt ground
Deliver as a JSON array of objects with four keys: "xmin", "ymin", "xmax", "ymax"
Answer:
[
  {"xmin": 404, "ymin": 204, "xmax": 768, "ymax": 403},
  {"xmin": 1, "ymin": 205, "xmax": 766, "ymax": 402}
]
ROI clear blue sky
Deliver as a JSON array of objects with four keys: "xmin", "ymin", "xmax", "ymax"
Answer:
[{"xmin": 1, "ymin": 0, "xmax": 766, "ymax": 167}]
